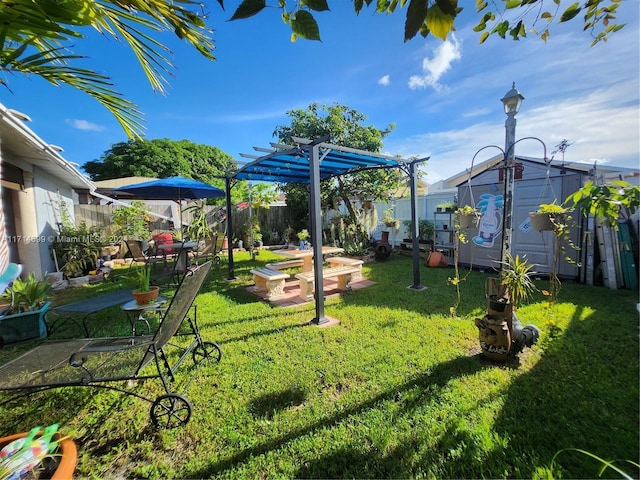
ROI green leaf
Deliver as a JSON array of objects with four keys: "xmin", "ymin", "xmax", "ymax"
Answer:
[
  {"xmin": 291, "ymin": 10, "xmax": 321, "ymax": 41},
  {"xmin": 492, "ymin": 20, "xmax": 509, "ymax": 38},
  {"xmin": 426, "ymin": 4, "xmax": 455, "ymax": 40},
  {"xmin": 479, "ymin": 31, "xmax": 489, "ymax": 43},
  {"xmin": 229, "ymin": 0, "xmax": 266, "ymax": 20},
  {"xmin": 404, "ymin": 0, "xmax": 428, "ymax": 41},
  {"xmin": 435, "ymin": 0, "xmax": 458, "ymax": 17},
  {"xmin": 559, "ymin": 3, "xmax": 581, "ymax": 22},
  {"xmin": 302, "ymin": 0, "xmax": 330, "ymax": 12},
  {"xmin": 473, "ymin": 22, "xmax": 486, "ymax": 32},
  {"xmin": 505, "ymin": 0, "xmax": 521, "ymax": 8},
  {"xmin": 476, "ymin": 0, "xmax": 488, "ymax": 11}
]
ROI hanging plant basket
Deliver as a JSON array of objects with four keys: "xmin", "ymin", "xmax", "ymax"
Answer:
[
  {"xmin": 456, "ymin": 212, "xmax": 480, "ymax": 229},
  {"xmin": 528, "ymin": 212, "xmax": 555, "ymax": 231}
]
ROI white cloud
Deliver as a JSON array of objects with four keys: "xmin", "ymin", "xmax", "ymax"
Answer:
[
  {"xmin": 378, "ymin": 75, "xmax": 390, "ymax": 86},
  {"xmin": 408, "ymin": 35, "xmax": 462, "ymax": 91},
  {"xmin": 67, "ymin": 119, "xmax": 105, "ymax": 132}
]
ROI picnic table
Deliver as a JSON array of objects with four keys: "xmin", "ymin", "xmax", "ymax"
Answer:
[{"xmin": 272, "ymin": 246, "xmax": 344, "ymax": 272}]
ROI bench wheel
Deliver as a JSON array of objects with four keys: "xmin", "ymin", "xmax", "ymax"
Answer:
[
  {"xmin": 150, "ymin": 393, "xmax": 192, "ymax": 428},
  {"xmin": 192, "ymin": 341, "xmax": 222, "ymax": 364}
]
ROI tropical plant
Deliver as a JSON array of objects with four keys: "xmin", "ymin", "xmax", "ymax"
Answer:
[
  {"xmin": 455, "ymin": 204, "xmax": 478, "ymax": 215},
  {"xmin": 498, "ymin": 254, "xmax": 538, "ymax": 308},
  {"xmin": 135, "ymin": 265, "xmax": 152, "ymax": 293},
  {"xmin": 382, "ymin": 208, "xmax": 400, "ymax": 229},
  {"xmin": 229, "ymin": 0, "xmax": 625, "ymax": 46},
  {"xmin": 297, "ymin": 229, "xmax": 310, "ymax": 242},
  {"xmin": 184, "ymin": 201, "xmax": 213, "ymax": 241},
  {"xmin": 112, "ymin": 200, "xmax": 150, "ymax": 241},
  {"xmin": 0, "ymin": 0, "xmax": 217, "ymax": 139},
  {"xmin": 52, "ymin": 222, "xmax": 103, "ymax": 279},
  {"xmin": 1, "ymin": 273, "xmax": 51, "ymax": 313},
  {"xmin": 563, "ymin": 180, "xmax": 640, "ymax": 227},
  {"xmin": 402, "ymin": 219, "xmax": 434, "ymax": 242}
]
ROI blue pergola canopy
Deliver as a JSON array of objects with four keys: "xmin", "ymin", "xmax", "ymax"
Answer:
[{"xmin": 234, "ymin": 138, "xmax": 404, "ymax": 184}]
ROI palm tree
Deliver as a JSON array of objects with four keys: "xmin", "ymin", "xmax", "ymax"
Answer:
[
  {"xmin": 0, "ymin": 0, "xmax": 220, "ymax": 138},
  {"xmin": 0, "ymin": 0, "xmax": 220, "ymax": 276}
]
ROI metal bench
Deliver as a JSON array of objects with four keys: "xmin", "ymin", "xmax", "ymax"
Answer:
[
  {"xmin": 250, "ymin": 267, "xmax": 290, "ymax": 300},
  {"xmin": 50, "ymin": 289, "xmax": 136, "ymax": 336},
  {"xmin": 325, "ymin": 256, "xmax": 364, "ymax": 281},
  {"xmin": 295, "ymin": 265, "xmax": 361, "ymax": 301}
]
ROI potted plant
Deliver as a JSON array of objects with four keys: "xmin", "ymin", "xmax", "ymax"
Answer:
[
  {"xmin": 382, "ymin": 208, "xmax": 400, "ymax": 230},
  {"xmin": 52, "ymin": 222, "xmax": 103, "ymax": 285},
  {"xmin": 132, "ymin": 265, "xmax": 160, "ymax": 305},
  {"xmin": 455, "ymin": 204, "xmax": 480, "ymax": 229},
  {"xmin": 437, "ymin": 201, "xmax": 457, "ymax": 212},
  {"xmin": 529, "ymin": 202, "xmax": 571, "ymax": 232},
  {"xmin": 0, "ymin": 424, "xmax": 77, "ymax": 479},
  {"xmin": 0, "ymin": 273, "xmax": 52, "ymax": 343},
  {"xmin": 490, "ymin": 254, "xmax": 538, "ymax": 313},
  {"xmin": 297, "ymin": 229, "xmax": 310, "ymax": 250}
]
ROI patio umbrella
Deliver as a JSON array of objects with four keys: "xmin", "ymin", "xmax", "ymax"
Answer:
[{"xmin": 113, "ymin": 176, "xmax": 225, "ymax": 226}]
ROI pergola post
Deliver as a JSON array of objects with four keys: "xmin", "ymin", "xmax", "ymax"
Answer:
[
  {"xmin": 308, "ymin": 137, "xmax": 330, "ymax": 325},
  {"xmin": 224, "ymin": 175, "xmax": 236, "ymax": 281},
  {"xmin": 408, "ymin": 160, "xmax": 426, "ymax": 290}
]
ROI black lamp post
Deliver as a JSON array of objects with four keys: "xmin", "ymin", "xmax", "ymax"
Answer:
[{"xmin": 499, "ymin": 82, "xmax": 524, "ymax": 271}]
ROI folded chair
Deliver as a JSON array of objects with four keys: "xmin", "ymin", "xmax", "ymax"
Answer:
[
  {"xmin": 190, "ymin": 235, "xmax": 222, "ymax": 266},
  {"xmin": 124, "ymin": 239, "xmax": 167, "ymax": 272},
  {"xmin": 0, "ymin": 262, "xmax": 221, "ymax": 429}
]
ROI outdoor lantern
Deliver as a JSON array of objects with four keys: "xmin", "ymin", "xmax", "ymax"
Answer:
[{"xmin": 501, "ymin": 82, "xmax": 524, "ymax": 116}]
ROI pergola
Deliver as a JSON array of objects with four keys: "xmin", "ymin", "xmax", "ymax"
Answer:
[{"xmin": 224, "ymin": 136, "xmax": 429, "ymax": 325}]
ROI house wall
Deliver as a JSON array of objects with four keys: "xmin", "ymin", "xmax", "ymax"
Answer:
[
  {"xmin": 457, "ymin": 161, "xmax": 582, "ymax": 278},
  {"xmin": 3, "ymin": 161, "xmax": 76, "ymax": 278},
  {"xmin": 32, "ymin": 165, "xmax": 76, "ymax": 276}
]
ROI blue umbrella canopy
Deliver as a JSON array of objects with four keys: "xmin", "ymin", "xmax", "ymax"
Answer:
[{"xmin": 113, "ymin": 176, "xmax": 225, "ymax": 201}]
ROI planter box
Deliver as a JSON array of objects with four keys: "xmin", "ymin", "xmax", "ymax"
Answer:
[{"xmin": 0, "ymin": 301, "xmax": 51, "ymax": 344}]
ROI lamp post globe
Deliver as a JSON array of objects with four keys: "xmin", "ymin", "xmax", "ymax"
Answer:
[{"xmin": 500, "ymin": 82, "xmax": 524, "ymax": 271}]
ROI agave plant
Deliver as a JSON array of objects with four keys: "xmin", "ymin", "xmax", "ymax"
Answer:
[{"xmin": 499, "ymin": 254, "xmax": 538, "ymax": 308}]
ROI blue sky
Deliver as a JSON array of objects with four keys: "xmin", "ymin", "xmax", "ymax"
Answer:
[{"xmin": 2, "ymin": 1, "xmax": 638, "ymax": 184}]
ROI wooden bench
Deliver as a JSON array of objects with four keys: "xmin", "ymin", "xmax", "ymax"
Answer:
[
  {"xmin": 325, "ymin": 256, "xmax": 364, "ymax": 281},
  {"xmin": 295, "ymin": 265, "xmax": 361, "ymax": 301},
  {"xmin": 265, "ymin": 259, "xmax": 305, "ymax": 277},
  {"xmin": 250, "ymin": 267, "xmax": 290, "ymax": 300}
]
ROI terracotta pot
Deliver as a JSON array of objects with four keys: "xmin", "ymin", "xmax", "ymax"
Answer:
[
  {"xmin": 426, "ymin": 251, "xmax": 448, "ymax": 267},
  {"xmin": 132, "ymin": 285, "xmax": 160, "ymax": 305},
  {"xmin": 0, "ymin": 431, "xmax": 77, "ymax": 480}
]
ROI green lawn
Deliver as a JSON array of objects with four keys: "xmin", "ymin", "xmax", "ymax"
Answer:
[{"xmin": 1, "ymin": 250, "xmax": 638, "ymax": 479}]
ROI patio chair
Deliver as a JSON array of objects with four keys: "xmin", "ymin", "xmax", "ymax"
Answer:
[
  {"xmin": 0, "ymin": 261, "xmax": 221, "ymax": 429},
  {"xmin": 190, "ymin": 235, "xmax": 221, "ymax": 266},
  {"xmin": 124, "ymin": 240, "xmax": 167, "ymax": 272}
]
